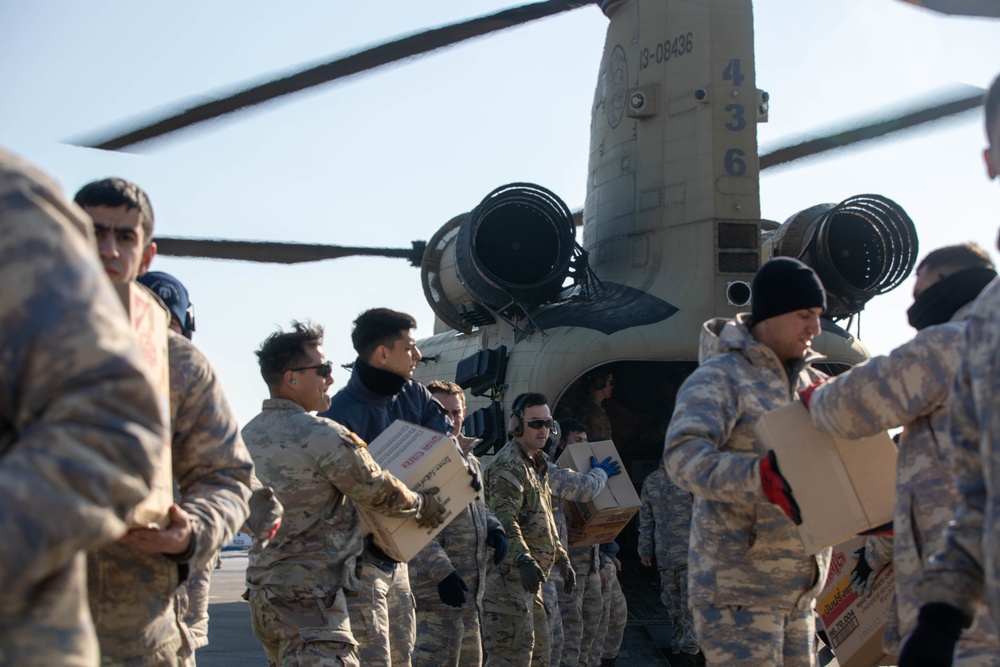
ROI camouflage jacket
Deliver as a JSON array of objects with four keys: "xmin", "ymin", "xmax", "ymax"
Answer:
[
  {"xmin": 244, "ymin": 398, "xmax": 422, "ymax": 602},
  {"xmin": 548, "ymin": 462, "xmax": 607, "ymax": 572},
  {"xmin": 637, "ymin": 467, "xmax": 692, "ymax": 572},
  {"xmin": 576, "ymin": 397, "xmax": 613, "ymax": 442},
  {"xmin": 918, "ymin": 279, "xmax": 1000, "ymax": 626},
  {"xmin": 88, "ymin": 333, "xmax": 254, "ymax": 663},
  {"xmin": 0, "ymin": 148, "xmax": 163, "ymax": 667},
  {"xmin": 484, "ymin": 440, "xmax": 567, "ymax": 578},
  {"xmin": 809, "ymin": 306, "xmax": 997, "ymax": 650},
  {"xmin": 662, "ymin": 314, "xmax": 831, "ymax": 610},
  {"xmin": 410, "ymin": 449, "xmax": 502, "ymax": 612}
]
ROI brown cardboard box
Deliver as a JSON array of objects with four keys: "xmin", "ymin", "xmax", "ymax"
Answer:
[
  {"xmin": 817, "ymin": 536, "xmax": 896, "ymax": 667},
  {"xmin": 753, "ymin": 402, "xmax": 896, "ymax": 554},
  {"xmin": 356, "ymin": 420, "xmax": 478, "ymax": 562},
  {"xmin": 557, "ymin": 440, "xmax": 641, "ymax": 547},
  {"xmin": 117, "ymin": 282, "xmax": 172, "ymax": 529}
]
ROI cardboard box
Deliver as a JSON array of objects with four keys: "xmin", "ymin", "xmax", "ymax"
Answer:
[
  {"xmin": 817, "ymin": 536, "xmax": 896, "ymax": 667},
  {"xmin": 357, "ymin": 420, "xmax": 478, "ymax": 562},
  {"xmin": 557, "ymin": 440, "xmax": 641, "ymax": 547},
  {"xmin": 117, "ymin": 282, "xmax": 172, "ymax": 529},
  {"xmin": 754, "ymin": 402, "xmax": 896, "ymax": 554}
]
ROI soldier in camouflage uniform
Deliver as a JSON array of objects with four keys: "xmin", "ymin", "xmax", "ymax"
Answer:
[
  {"xmin": 243, "ymin": 322, "xmax": 446, "ymax": 667},
  {"xmin": 483, "ymin": 393, "xmax": 576, "ymax": 666},
  {"xmin": 74, "ymin": 177, "xmax": 255, "ymax": 667},
  {"xmin": 0, "ymin": 149, "xmax": 163, "ymax": 667},
  {"xmin": 638, "ymin": 467, "xmax": 699, "ymax": 662},
  {"xmin": 901, "ymin": 74, "xmax": 1000, "ymax": 667},
  {"xmin": 410, "ymin": 381, "xmax": 508, "ymax": 667},
  {"xmin": 806, "ymin": 243, "xmax": 999, "ymax": 663},
  {"xmin": 592, "ymin": 543, "xmax": 627, "ymax": 667},
  {"xmin": 663, "ymin": 257, "xmax": 831, "ymax": 667},
  {"xmin": 575, "ymin": 372, "xmax": 614, "ymax": 442}
]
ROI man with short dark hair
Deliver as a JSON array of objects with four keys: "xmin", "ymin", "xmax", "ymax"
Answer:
[
  {"xmin": 244, "ymin": 321, "xmax": 444, "ymax": 666},
  {"xmin": 663, "ymin": 257, "xmax": 831, "ymax": 666},
  {"xmin": 320, "ymin": 307, "xmax": 454, "ymax": 667}
]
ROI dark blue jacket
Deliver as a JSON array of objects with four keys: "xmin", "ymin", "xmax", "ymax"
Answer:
[{"xmin": 320, "ymin": 367, "xmax": 451, "ymax": 443}]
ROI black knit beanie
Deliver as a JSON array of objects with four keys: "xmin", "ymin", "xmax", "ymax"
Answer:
[{"xmin": 750, "ymin": 257, "xmax": 826, "ymax": 328}]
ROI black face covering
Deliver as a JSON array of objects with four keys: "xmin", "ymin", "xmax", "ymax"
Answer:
[
  {"xmin": 354, "ymin": 357, "xmax": 408, "ymax": 396},
  {"xmin": 906, "ymin": 266, "xmax": 997, "ymax": 330}
]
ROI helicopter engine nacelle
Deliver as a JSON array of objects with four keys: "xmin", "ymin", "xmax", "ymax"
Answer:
[
  {"xmin": 766, "ymin": 194, "xmax": 919, "ymax": 319},
  {"xmin": 421, "ymin": 183, "xmax": 578, "ymax": 333}
]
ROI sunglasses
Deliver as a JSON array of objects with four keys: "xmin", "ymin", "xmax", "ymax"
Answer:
[
  {"xmin": 288, "ymin": 361, "xmax": 333, "ymax": 378},
  {"xmin": 525, "ymin": 418, "xmax": 553, "ymax": 430}
]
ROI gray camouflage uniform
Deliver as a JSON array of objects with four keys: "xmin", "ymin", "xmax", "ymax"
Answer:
[
  {"xmin": 0, "ymin": 148, "xmax": 163, "ymax": 667},
  {"xmin": 547, "ymin": 463, "xmax": 608, "ymax": 667},
  {"xmin": 243, "ymin": 398, "xmax": 426, "ymax": 667},
  {"xmin": 593, "ymin": 546, "xmax": 627, "ymax": 667},
  {"xmin": 88, "ymin": 333, "xmax": 254, "ymax": 666},
  {"xmin": 410, "ymin": 444, "xmax": 502, "ymax": 667},
  {"xmin": 638, "ymin": 467, "xmax": 697, "ymax": 656},
  {"xmin": 809, "ymin": 308, "xmax": 999, "ymax": 661},
  {"xmin": 483, "ymin": 439, "xmax": 569, "ymax": 666},
  {"xmin": 662, "ymin": 314, "xmax": 831, "ymax": 667},
  {"xmin": 917, "ymin": 279, "xmax": 1000, "ymax": 648}
]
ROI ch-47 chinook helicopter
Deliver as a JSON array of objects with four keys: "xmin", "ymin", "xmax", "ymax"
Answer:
[{"xmin": 76, "ymin": 0, "xmax": 990, "ymax": 522}]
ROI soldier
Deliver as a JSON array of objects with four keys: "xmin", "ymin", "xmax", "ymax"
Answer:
[
  {"xmin": 409, "ymin": 380, "xmax": 508, "ymax": 667},
  {"xmin": 0, "ymin": 149, "xmax": 163, "ymax": 667},
  {"xmin": 593, "ymin": 542, "xmax": 627, "ymax": 667},
  {"xmin": 575, "ymin": 371, "xmax": 614, "ymax": 442},
  {"xmin": 900, "ymin": 74, "xmax": 1000, "ymax": 667},
  {"xmin": 662, "ymin": 257, "xmax": 830, "ymax": 666},
  {"xmin": 638, "ymin": 466, "xmax": 700, "ymax": 665},
  {"xmin": 243, "ymin": 322, "xmax": 446, "ymax": 667},
  {"xmin": 319, "ymin": 307, "xmax": 456, "ymax": 667},
  {"xmin": 482, "ymin": 392, "xmax": 576, "ymax": 666},
  {"xmin": 805, "ymin": 243, "xmax": 999, "ymax": 663},
  {"xmin": 73, "ymin": 177, "xmax": 255, "ymax": 667}
]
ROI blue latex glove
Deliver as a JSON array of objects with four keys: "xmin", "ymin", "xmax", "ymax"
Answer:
[
  {"xmin": 590, "ymin": 455, "xmax": 622, "ymax": 477},
  {"xmin": 486, "ymin": 528, "xmax": 508, "ymax": 565},
  {"xmin": 436, "ymin": 571, "xmax": 468, "ymax": 608}
]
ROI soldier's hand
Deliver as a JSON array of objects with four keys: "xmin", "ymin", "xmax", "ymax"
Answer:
[
  {"xmin": 467, "ymin": 465, "xmax": 482, "ymax": 492},
  {"xmin": 897, "ymin": 603, "xmax": 970, "ymax": 667},
  {"xmin": 247, "ymin": 486, "xmax": 284, "ymax": 542},
  {"xmin": 849, "ymin": 547, "xmax": 877, "ymax": 597},
  {"xmin": 486, "ymin": 528, "xmax": 508, "ymax": 565},
  {"xmin": 641, "ymin": 556, "xmax": 653, "ymax": 568},
  {"xmin": 589, "ymin": 455, "xmax": 622, "ymax": 477},
  {"xmin": 120, "ymin": 504, "xmax": 193, "ymax": 556},
  {"xmin": 437, "ymin": 571, "xmax": 469, "ymax": 608},
  {"xmin": 558, "ymin": 557, "xmax": 576, "ymax": 595},
  {"xmin": 516, "ymin": 556, "xmax": 544, "ymax": 595},
  {"xmin": 416, "ymin": 487, "xmax": 446, "ymax": 529},
  {"xmin": 600, "ymin": 568, "xmax": 608, "ymax": 591},
  {"xmin": 759, "ymin": 450, "xmax": 802, "ymax": 524}
]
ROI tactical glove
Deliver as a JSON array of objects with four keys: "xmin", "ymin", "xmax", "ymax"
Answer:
[
  {"xmin": 589, "ymin": 455, "xmax": 622, "ymax": 477},
  {"xmin": 849, "ymin": 547, "xmax": 877, "ymax": 597},
  {"xmin": 468, "ymin": 464, "xmax": 482, "ymax": 492},
  {"xmin": 897, "ymin": 603, "xmax": 971, "ymax": 667},
  {"xmin": 437, "ymin": 571, "xmax": 469, "ymax": 608},
  {"xmin": 486, "ymin": 528, "xmax": 508, "ymax": 566},
  {"xmin": 558, "ymin": 557, "xmax": 576, "ymax": 595},
  {"xmin": 760, "ymin": 450, "xmax": 802, "ymax": 524},
  {"xmin": 517, "ymin": 556, "xmax": 544, "ymax": 595},
  {"xmin": 246, "ymin": 486, "xmax": 284, "ymax": 542},
  {"xmin": 416, "ymin": 487, "xmax": 446, "ymax": 529}
]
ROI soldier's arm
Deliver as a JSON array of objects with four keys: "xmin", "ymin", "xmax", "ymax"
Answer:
[
  {"xmin": 169, "ymin": 335, "xmax": 253, "ymax": 567},
  {"xmin": 637, "ymin": 481, "xmax": 655, "ymax": 559},
  {"xmin": 662, "ymin": 364, "xmax": 759, "ymax": 504},
  {"xmin": 486, "ymin": 466, "xmax": 530, "ymax": 563},
  {"xmin": 0, "ymin": 166, "xmax": 162, "ymax": 596},
  {"xmin": 810, "ymin": 326, "xmax": 961, "ymax": 438},
  {"xmin": 548, "ymin": 463, "xmax": 608, "ymax": 503},
  {"xmin": 409, "ymin": 529, "xmax": 455, "ymax": 584}
]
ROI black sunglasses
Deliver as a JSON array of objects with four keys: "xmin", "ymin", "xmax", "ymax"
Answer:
[
  {"xmin": 287, "ymin": 361, "xmax": 333, "ymax": 378},
  {"xmin": 525, "ymin": 418, "xmax": 553, "ymax": 430}
]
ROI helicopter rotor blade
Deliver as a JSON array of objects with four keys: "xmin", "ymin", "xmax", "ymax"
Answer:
[
  {"xmin": 760, "ymin": 86, "xmax": 984, "ymax": 171},
  {"xmin": 71, "ymin": 0, "xmax": 591, "ymax": 151},
  {"xmin": 156, "ymin": 237, "xmax": 426, "ymax": 266}
]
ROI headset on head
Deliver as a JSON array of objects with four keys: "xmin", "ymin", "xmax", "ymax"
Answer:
[
  {"xmin": 586, "ymin": 370, "xmax": 611, "ymax": 392},
  {"xmin": 509, "ymin": 392, "xmax": 529, "ymax": 438}
]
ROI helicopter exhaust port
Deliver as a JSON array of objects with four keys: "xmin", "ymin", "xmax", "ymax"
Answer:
[{"xmin": 769, "ymin": 194, "xmax": 918, "ymax": 319}]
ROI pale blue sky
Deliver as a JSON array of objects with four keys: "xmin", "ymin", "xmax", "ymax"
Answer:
[{"xmin": 1, "ymin": 1, "xmax": 998, "ymax": 425}]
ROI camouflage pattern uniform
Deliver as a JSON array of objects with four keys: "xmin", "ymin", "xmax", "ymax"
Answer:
[
  {"xmin": 548, "ymin": 463, "xmax": 608, "ymax": 667},
  {"xmin": 662, "ymin": 314, "xmax": 831, "ymax": 667},
  {"xmin": 638, "ymin": 467, "xmax": 697, "ymax": 656},
  {"xmin": 0, "ymin": 148, "xmax": 163, "ymax": 667},
  {"xmin": 576, "ymin": 397, "xmax": 612, "ymax": 442},
  {"xmin": 809, "ymin": 309, "xmax": 999, "ymax": 661},
  {"xmin": 86, "ymin": 330, "xmax": 252, "ymax": 667},
  {"xmin": 410, "ymin": 445, "xmax": 502, "ymax": 667},
  {"xmin": 542, "ymin": 577, "xmax": 564, "ymax": 667},
  {"xmin": 483, "ymin": 439, "xmax": 569, "ymax": 666},
  {"xmin": 243, "ymin": 398, "xmax": 425, "ymax": 667},
  {"xmin": 593, "ymin": 546, "xmax": 627, "ymax": 666},
  {"xmin": 918, "ymin": 279, "xmax": 1000, "ymax": 653}
]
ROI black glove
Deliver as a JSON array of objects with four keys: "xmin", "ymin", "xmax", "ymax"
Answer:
[
  {"xmin": 517, "ymin": 556, "xmax": 544, "ymax": 595},
  {"xmin": 558, "ymin": 557, "xmax": 576, "ymax": 595},
  {"xmin": 468, "ymin": 465, "xmax": 482, "ymax": 492},
  {"xmin": 849, "ymin": 547, "xmax": 876, "ymax": 597},
  {"xmin": 897, "ymin": 603, "xmax": 971, "ymax": 667},
  {"xmin": 486, "ymin": 528, "xmax": 508, "ymax": 565},
  {"xmin": 436, "ymin": 571, "xmax": 468, "ymax": 608}
]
